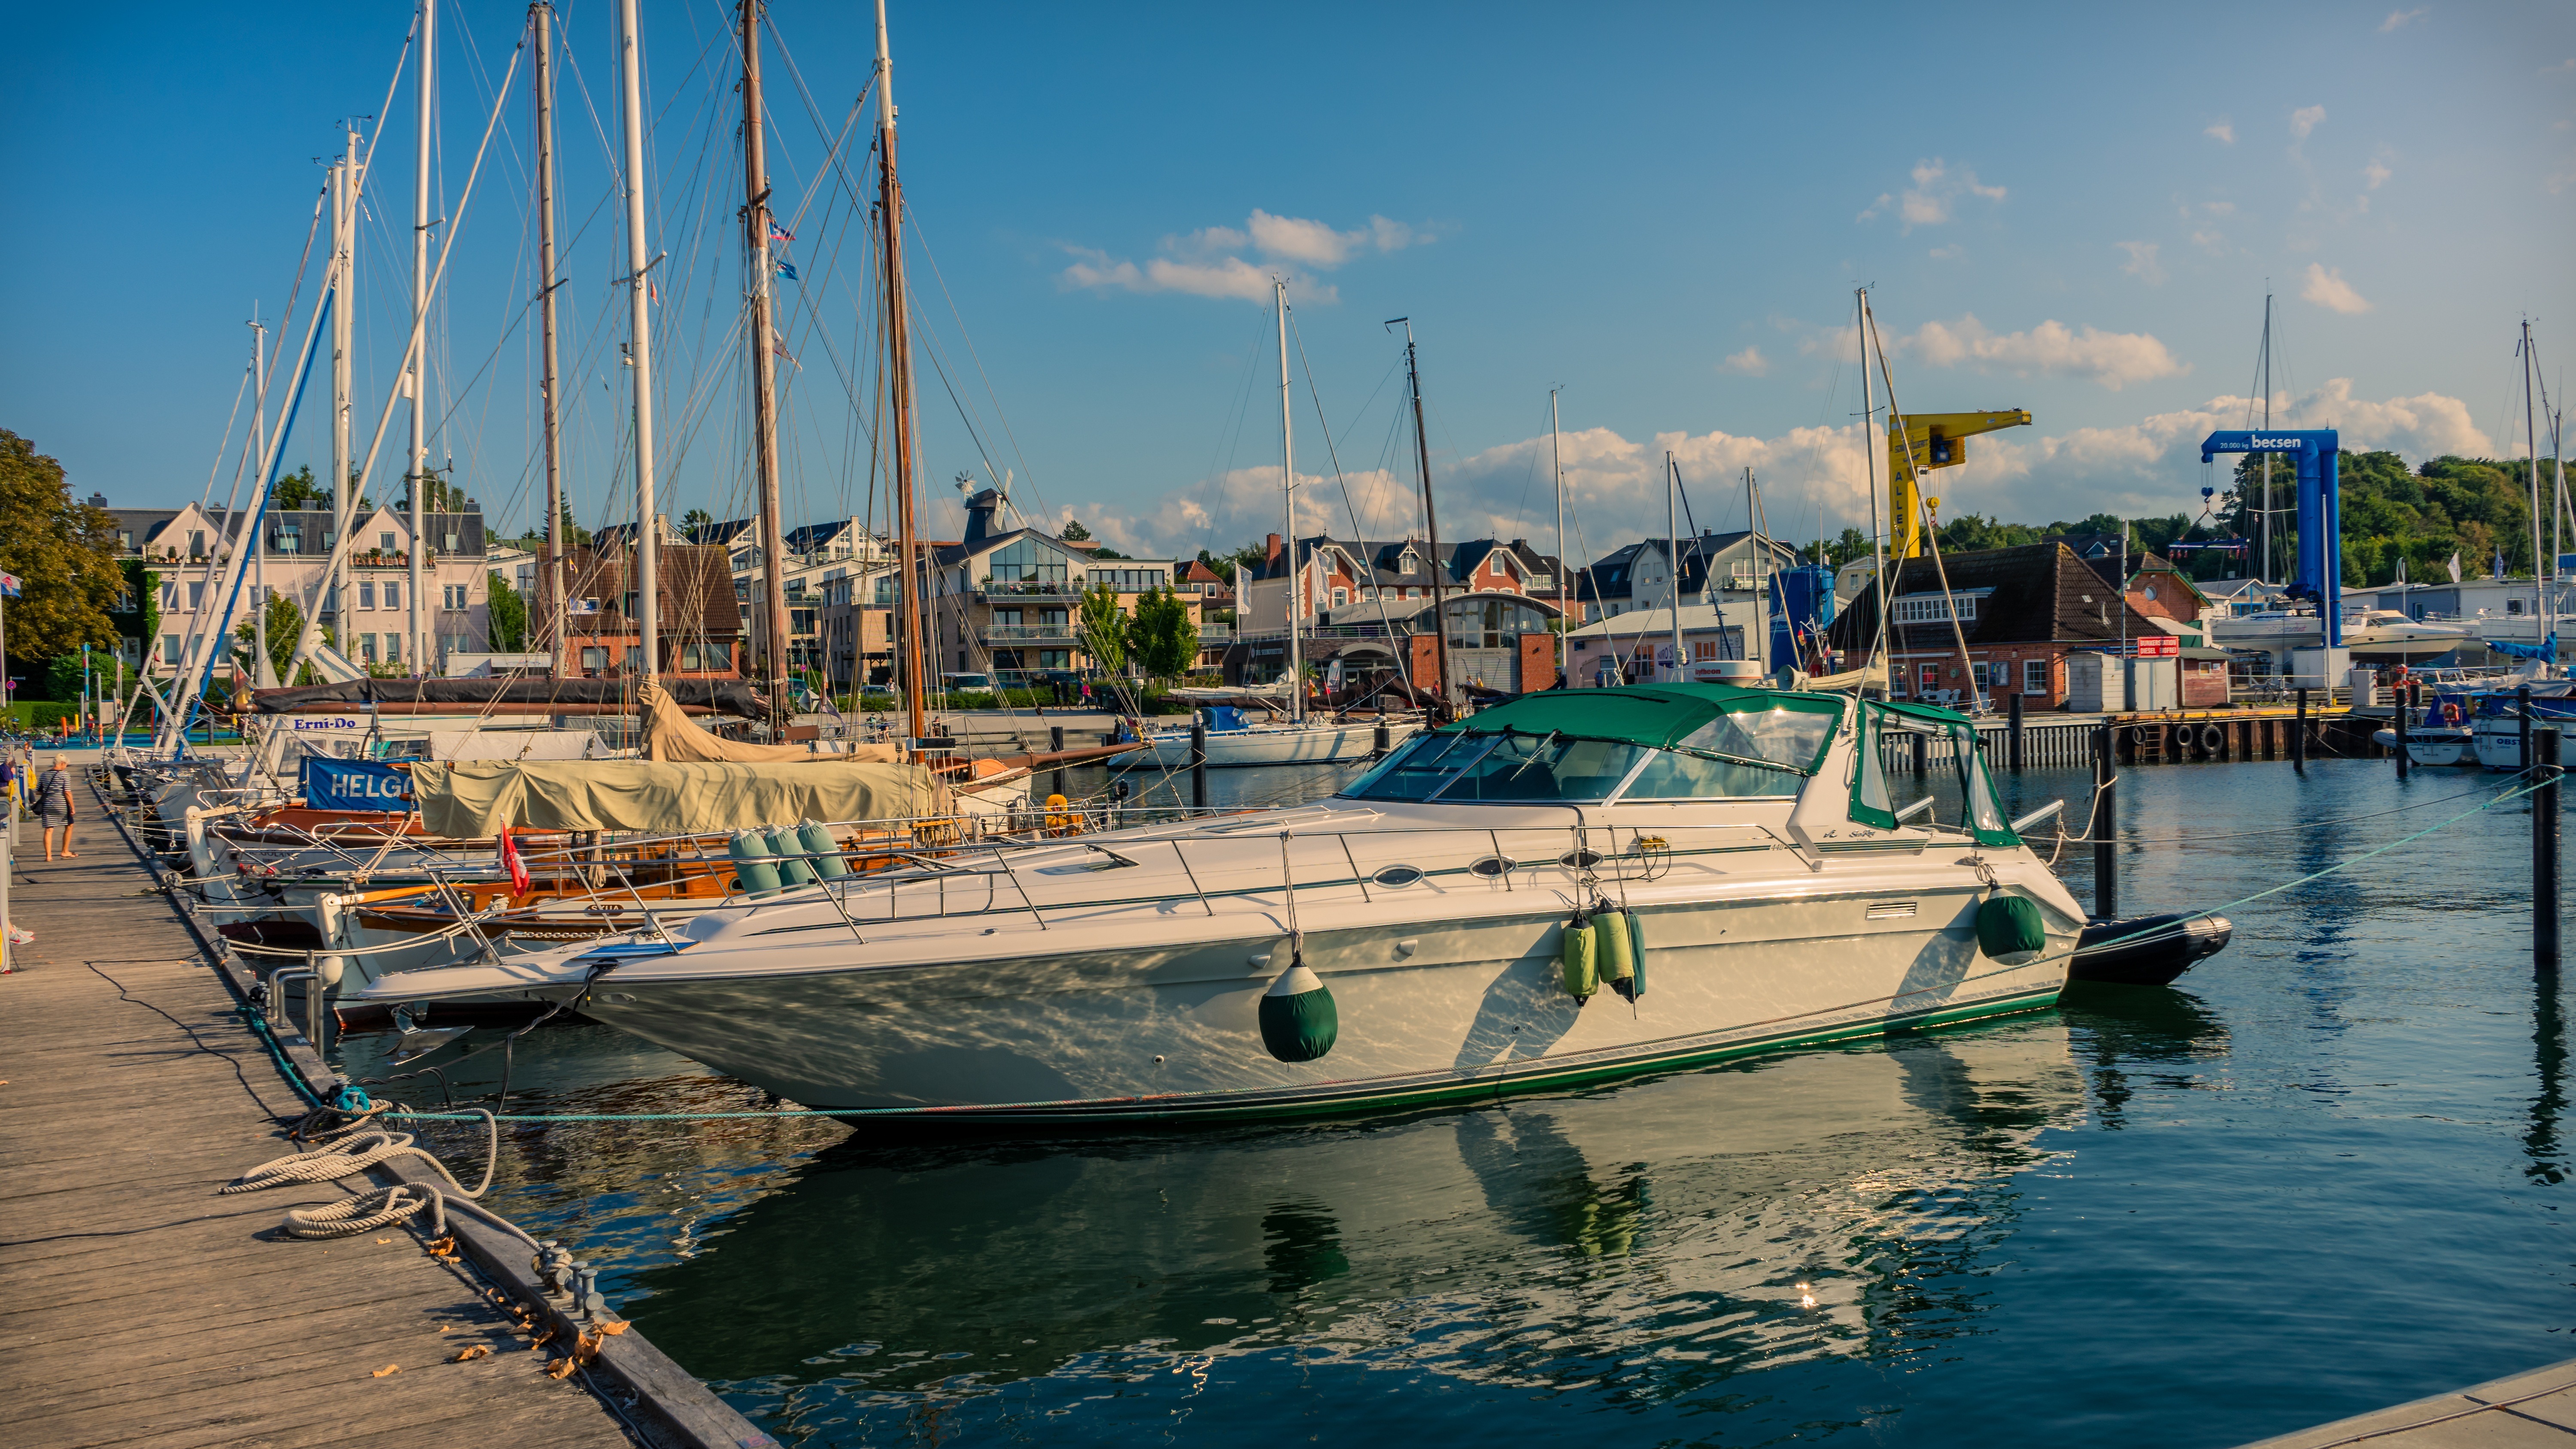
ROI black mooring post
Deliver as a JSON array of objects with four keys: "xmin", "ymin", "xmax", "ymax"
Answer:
[
  {"xmin": 1190, "ymin": 716, "xmax": 1208, "ymax": 811},
  {"xmin": 2008, "ymin": 688, "xmax": 2026, "ymax": 773},
  {"xmin": 2294, "ymin": 689, "xmax": 2309, "ymax": 775},
  {"xmin": 1373, "ymin": 721, "xmax": 1391, "ymax": 758},
  {"xmin": 2522, "ymin": 686, "xmax": 2536, "ymax": 773},
  {"xmin": 2539, "ymin": 726, "xmax": 2562, "ymax": 972},
  {"xmin": 1049, "ymin": 724, "xmax": 1067, "ymax": 801},
  {"xmin": 2093, "ymin": 722, "xmax": 2117, "ymax": 920},
  {"xmin": 2394, "ymin": 696, "xmax": 2410, "ymax": 780},
  {"xmin": 1911, "ymin": 729, "xmax": 1928, "ymax": 776}
]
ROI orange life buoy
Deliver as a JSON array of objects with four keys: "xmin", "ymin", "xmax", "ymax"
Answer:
[{"xmin": 2441, "ymin": 702, "xmax": 2461, "ymax": 726}]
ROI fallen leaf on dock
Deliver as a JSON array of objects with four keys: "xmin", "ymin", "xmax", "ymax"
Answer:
[
  {"xmin": 437, "ymin": 1325, "xmax": 453, "ymax": 1334},
  {"xmin": 599, "ymin": 1322, "xmax": 629, "ymax": 1336},
  {"xmin": 371, "ymin": 1364, "xmax": 400, "ymax": 1378},
  {"xmin": 545, "ymin": 1357, "xmax": 576, "ymax": 1380},
  {"xmin": 451, "ymin": 1346, "xmax": 490, "ymax": 1362}
]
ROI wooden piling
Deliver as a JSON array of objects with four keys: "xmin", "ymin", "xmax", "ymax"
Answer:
[
  {"xmin": 2294, "ymin": 690, "xmax": 2309, "ymax": 775},
  {"xmin": 1190, "ymin": 717, "xmax": 1208, "ymax": 809},
  {"xmin": 2521, "ymin": 685, "xmax": 2535, "ymax": 773},
  {"xmin": 2093, "ymin": 722, "xmax": 2117, "ymax": 920},
  {"xmin": 2540, "ymin": 726, "xmax": 2561, "ymax": 972},
  {"xmin": 1911, "ymin": 729, "xmax": 1928, "ymax": 775},
  {"xmin": 2008, "ymin": 690, "xmax": 2025, "ymax": 773},
  {"xmin": 1049, "ymin": 723, "xmax": 1067, "ymax": 801},
  {"xmin": 2394, "ymin": 697, "xmax": 2409, "ymax": 780}
]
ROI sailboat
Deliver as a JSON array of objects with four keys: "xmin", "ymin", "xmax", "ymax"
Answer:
[{"xmin": 1114, "ymin": 279, "xmax": 1424, "ymax": 772}]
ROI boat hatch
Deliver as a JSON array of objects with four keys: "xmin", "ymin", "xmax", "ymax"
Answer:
[
  {"xmin": 1372, "ymin": 865, "xmax": 1425, "ymax": 888},
  {"xmin": 1559, "ymin": 849, "xmax": 1604, "ymax": 869},
  {"xmin": 1866, "ymin": 901, "xmax": 1918, "ymax": 920},
  {"xmin": 1467, "ymin": 856, "xmax": 1516, "ymax": 878}
]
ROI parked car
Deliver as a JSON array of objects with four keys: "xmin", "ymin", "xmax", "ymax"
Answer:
[{"xmin": 939, "ymin": 672, "xmax": 996, "ymax": 694}]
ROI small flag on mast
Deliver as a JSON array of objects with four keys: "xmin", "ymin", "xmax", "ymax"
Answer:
[
  {"xmin": 776, "ymin": 261, "xmax": 798, "ymax": 282},
  {"xmin": 0, "ymin": 574, "xmax": 19, "ymax": 598}
]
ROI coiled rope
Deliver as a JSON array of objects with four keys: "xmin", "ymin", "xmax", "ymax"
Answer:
[{"xmin": 223, "ymin": 1103, "xmax": 537, "ymax": 1245}]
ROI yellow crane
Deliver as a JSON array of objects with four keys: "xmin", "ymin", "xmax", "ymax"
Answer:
[{"xmin": 1889, "ymin": 409, "xmax": 2032, "ymax": 557}]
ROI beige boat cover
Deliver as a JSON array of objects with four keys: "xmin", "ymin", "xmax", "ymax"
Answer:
[
  {"xmin": 410, "ymin": 758, "xmax": 951, "ymax": 836},
  {"xmin": 638, "ymin": 680, "xmax": 901, "ymax": 764}
]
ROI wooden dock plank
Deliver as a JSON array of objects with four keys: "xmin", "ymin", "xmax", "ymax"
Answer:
[
  {"xmin": 2240, "ymin": 1358, "xmax": 2576, "ymax": 1446},
  {"xmin": 0, "ymin": 814, "xmax": 634, "ymax": 1449}
]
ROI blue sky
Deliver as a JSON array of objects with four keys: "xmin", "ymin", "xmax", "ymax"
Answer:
[{"xmin": 5, "ymin": 1, "xmax": 2573, "ymax": 565}]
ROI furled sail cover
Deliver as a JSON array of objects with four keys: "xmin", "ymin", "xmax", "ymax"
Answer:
[
  {"xmin": 640, "ymin": 681, "xmax": 809, "ymax": 762},
  {"xmin": 410, "ymin": 758, "xmax": 951, "ymax": 836},
  {"xmin": 248, "ymin": 675, "xmax": 767, "ymax": 719}
]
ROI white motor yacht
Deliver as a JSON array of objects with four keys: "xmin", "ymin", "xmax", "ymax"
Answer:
[
  {"xmin": 1110, "ymin": 708, "xmax": 1425, "ymax": 771},
  {"xmin": 2209, "ymin": 607, "xmax": 2472, "ymax": 663},
  {"xmin": 356, "ymin": 684, "xmax": 2090, "ymax": 1125}
]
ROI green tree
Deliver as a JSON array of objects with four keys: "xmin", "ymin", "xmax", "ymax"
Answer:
[
  {"xmin": 232, "ymin": 589, "xmax": 324, "ymax": 684},
  {"xmin": 1197, "ymin": 540, "xmax": 1272, "ymax": 578},
  {"xmin": 1077, "ymin": 583, "xmax": 1128, "ymax": 674},
  {"xmin": 0, "ymin": 430, "xmax": 128, "ymax": 661},
  {"xmin": 486, "ymin": 571, "xmax": 529, "ymax": 652},
  {"xmin": 1059, "ymin": 517, "xmax": 1093, "ymax": 541},
  {"xmin": 271, "ymin": 464, "xmax": 326, "ymax": 510},
  {"xmin": 681, "ymin": 508, "xmax": 713, "ymax": 537},
  {"xmin": 1129, "ymin": 586, "xmax": 1196, "ymax": 680}
]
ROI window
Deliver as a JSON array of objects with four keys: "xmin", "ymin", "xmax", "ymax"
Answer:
[
  {"xmin": 444, "ymin": 584, "xmax": 468, "ymax": 610},
  {"xmin": 359, "ymin": 634, "xmax": 377, "ymax": 663},
  {"xmin": 384, "ymin": 635, "xmax": 401, "ymax": 664},
  {"xmin": 1918, "ymin": 662, "xmax": 1941, "ymax": 693},
  {"xmin": 515, "ymin": 565, "xmax": 533, "ymax": 592},
  {"xmin": 188, "ymin": 582, "xmax": 204, "ymax": 609},
  {"xmin": 1349, "ymin": 732, "xmax": 1649, "ymax": 804},
  {"xmin": 1331, "ymin": 587, "xmax": 1348, "ymax": 608},
  {"xmin": 679, "ymin": 641, "xmax": 708, "ymax": 671},
  {"xmin": 625, "ymin": 646, "xmax": 643, "ymax": 673},
  {"xmin": 875, "ymin": 575, "xmax": 895, "ymax": 604},
  {"xmin": 276, "ymin": 523, "xmax": 300, "ymax": 554},
  {"xmin": 118, "ymin": 530, "xmax": 133, "ymax": 550},
  {"xmin": 443, "ymin": 633, "xmax": 468, "ymax": 654},
  {"xmin": 2024, "ymin": 659, "xmax": 2048, "ymax": 695},
  {"xmin": 383, "ymin": 583, "xmax": 400, "ymax": 611},
  {"xmin": 359, "ymin": 581, "xmax": 376, "ymax": 609},
  {"xmin": 985, "ymin": 538, "xmax": 1069, "ymax": 586},
  {"xmin": 189, "ymin": 530, "xmax": 206, "ymax": 556},
  {"xmin": 1892, "ymin": 592, "xmax": 1978, "ymax": 625},
  {"xmin": 379, "ymin": 532, "xmax": 397, "ymax": 553},
  {"xmin": 992, "ymin": 608, "xmax": 1023, "ymax": 631},
  {"xmin": 442, "ymin": 532, "xmax": 459, "ymax": 553},
  {"xmin": 623, "ymin": 591, "xmax": 639, "ymax": 618},
  {"xmin": 1692, "ymin": 641, "xmax": 1719, "ymax": 662},
  {"xmin": 160, "ymin": 583, "xmax": 177, "ymax": 610},
  {"xmin": 161, "ymin": 634, "xmax": 179, "ymax": 663},
  {"xmin": 580, "ymin": 646, "xmax": 609, "ymax": 671}
]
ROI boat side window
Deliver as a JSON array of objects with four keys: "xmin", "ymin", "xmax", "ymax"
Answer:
[
  {"xmin": 1431, "ymin": 735, "xmax": 1648, "ymax": 803},
  {"xmin": 1618, "ymin": 750, "xmax": 1802, "ymax": 799},
  {"xmin": 1341, "ymin": 732, "xmax": 1501, "ymax": 801},
  {"xmin": 1674, "ymin": 707, "xmax": 1838, "ymax": 775}
]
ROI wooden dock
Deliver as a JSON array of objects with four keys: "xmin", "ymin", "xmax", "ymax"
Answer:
[
  {"xmin": 2239, "ymin": 1358, "xmax": 2576, "ymax": 1446},
  {"xmin": 0, "ymin": 777, "xmax": 769, "ymax": 1449}
]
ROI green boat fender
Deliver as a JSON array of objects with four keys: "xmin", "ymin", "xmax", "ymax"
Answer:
[
  {"xmin": 797, "ymin": 818, "xmax": 851, "ymax": 879},
  {"xmin": 1977, "ymin": 893, "xmax": 2047, "ymax": 964},
  {"xmin": 1593, "ymin": 911, "xmax": 1635, "ymax": 991},
  {"xmin": 766, "ymin": 826, "xmax": 818, "ymax": 889},
  {"xmin": 1560, "ymin": 914, "xmax": 1599, "ymax": 999},
  {"xmin": 726, "ymin": 830, "xmax": 782, "ymax": 898},
  {"xmin": 1259, "ymin": 960, "xmax": 1338, "ymax": 1063},
  {"xmin": 1613, "ymin": 910, "xmax": 1647, "ymax": 1004}
]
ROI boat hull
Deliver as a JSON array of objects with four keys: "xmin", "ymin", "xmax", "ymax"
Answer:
[
  {"xmin": 502, "ymin": 884, "xmax": 2073, "ymax": 1124},
  {"xmin": 1112, "ymin": 720, "xmax": 1420, "ymax": 770}
]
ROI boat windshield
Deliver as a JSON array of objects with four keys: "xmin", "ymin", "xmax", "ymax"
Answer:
[{"xmin": 1343, "ymin": 732, "xmax": 1648, "ymax": 803}]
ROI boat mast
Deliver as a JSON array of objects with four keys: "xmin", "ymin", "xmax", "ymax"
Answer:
[
  {"xmin": 1666, "ymin": 453, "xmax": 1684, "ymax": 682},
  {"xmin": 876, "ymin": 0, "xmax": 927, "ymax": 745},
  {"xmin": 250, "ymin": 312, "xmax": 269, "ymax": 691},
  {"xmin": 1393, "ymin": 319, "xmax": 1450, "ymax": 718},
  {"xmin": 407, "ymin": 0, "xmax": 433, "ymax": 676},
  {"xmin": 331, "ymin": 125, "xmax": 357, "ymax": 676},
  {"xmin": 2527, "ymin": 320, "xmax": 2550, "ymax": 672},
  {"xmin": 1550, "ymin": 386, "xmax": 1567, "ymax": 687},
  {"xmin": 1277, "ymin": 277, "xmax": 1302, "ymax": 723},
  {"xmin": 617, "ymin": 0, "xmax": 660, "ymax": 683},
  {"xmin": 1859, "ymin": 288, "xmax": 1890, "ymax": 695},
  {"xmin": 741, "ymin": 0, "xmax": 793, "ymax": 728},
  {"xmin": 532, "ymin": 2, "xmax": 565, "ymax": 673},
  {"xmin": 2259, "ymin": 293, "xmax": 2272, "ymax": 589}
]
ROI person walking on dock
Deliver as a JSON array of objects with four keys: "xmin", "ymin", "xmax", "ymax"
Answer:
[{"xmin": 37, "ymin": 754, "xmax": 76, "ymax": 861}]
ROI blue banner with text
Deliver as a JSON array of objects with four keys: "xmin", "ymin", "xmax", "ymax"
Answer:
[{"xmin": 301, "ymin": 757, "xmax": 413, "ymax": 811}]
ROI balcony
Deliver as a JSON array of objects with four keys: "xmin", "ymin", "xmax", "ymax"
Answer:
[
  {"xmin": 974, "ymin": 580, "xmax": 1083, "ymax": 599},
  {"xmin": 984, "ymin": 625, "xmax": 1081, "ymax": 642}
]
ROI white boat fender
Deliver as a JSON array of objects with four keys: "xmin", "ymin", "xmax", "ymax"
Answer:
[
  {"xmin": 765, "ymin": 826, "xmax": 817, "ymax": 889},
  {"xmin": 1259, "ymin": 960, "xmax": 1337, "ymax": 1063},
  {"xmin": 726, "ymin": 830, "xmax": 783, "ymax": 898},
  {"xmin": 797, "ymin": 819, "xmax": 850, "ymax": 879},
  {"xmin": 1561, "ymin": 913, "xmax": 1599, "ymax": 999},
  {"xmin": 1977, "ymin": 893, "xmax": 2047, "ymax": 965}
]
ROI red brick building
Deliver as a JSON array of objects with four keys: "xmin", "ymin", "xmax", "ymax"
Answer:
[{"xmin": 1829, "ymin": 541, "xmax": 2163, "ymax": 708}]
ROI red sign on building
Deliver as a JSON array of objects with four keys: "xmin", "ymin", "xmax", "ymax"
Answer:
[{"xmin": 2134, "ymin": 634, "xmax": 2178, "ymax": 657}]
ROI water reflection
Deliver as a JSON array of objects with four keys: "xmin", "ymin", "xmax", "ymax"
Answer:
[
  {"xmin": 619, "ymin": 1021, "xmax": 2082, "ymax": 1440},
  {"xmin": 2531, "ymin": 967, "xmax": 2566, "ymax": 1186},
  {"xmin": 2060, "ymin": 985, "xmax": 2233, "ymax": 1131}
]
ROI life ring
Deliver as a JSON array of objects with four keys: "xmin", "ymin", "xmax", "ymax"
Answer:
[{"xmin": 2441, "ymin": 702, "xmax": 2461, "ymax": 726}]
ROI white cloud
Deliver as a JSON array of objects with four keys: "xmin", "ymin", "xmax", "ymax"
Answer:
[
  {"xmin": 2363, "ymin": 158, "xmax": 2392, "ymax": 189},
  {"xmin": 2379, "ymin": 8, "xmax": 2426, "ymax": 32},
  {"xmin": 1905, "ymin": 315, "xmax": 2189, "ymax": 390},
  {"xmin": 1059, "ymin": 210, "xmax": 1427, "ymax": 303},
  {"xmin": 2290, "ymin": 104, "xmax": 2327, "ymax": 142},
  {"xmin": 2206, "ymin": 120, "xmax": 2236, "ymax": 144},
  {"xmin": 1061, "ymin": 381, "xmax": 2498, "ymax": 560},
  {"xmin": 2301, "ymin": 262, "xmax": 2372, "ymax": 314},
  {"xmin": 1927, "ymin": 243, "xmax": 1964, "ymax": 260},
  {"xmin": 2190, "ymin": 227, "xmax": 2227, "ymax": 252},
  {"xmin": 1719, "ymin": 346, "xmax": 1770, "ymax": 377},
  {"xmin": 1857, "ymin": 157, "xmax": 2006, "ymax": 233},
  {"xmin": 2203, "ymin": 200, "xmax": 2236, "ymax": 215},
  {"xmin": 2116, "ymin": 240, "xmax": 2167, "ymax": 285}
]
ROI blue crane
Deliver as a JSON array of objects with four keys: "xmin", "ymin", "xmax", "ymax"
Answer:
[{"xmin": 2198, "ymin": 428, "xmax": 2342, "ymax": 647}]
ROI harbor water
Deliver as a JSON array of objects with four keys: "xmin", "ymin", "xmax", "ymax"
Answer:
[{"xmin": 343, "ymin": 754, "xmax": 2576, "ymax": 1447}]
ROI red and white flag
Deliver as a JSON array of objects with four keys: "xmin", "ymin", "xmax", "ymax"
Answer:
[{"xmin": 498, "ymin": 824, "xmax": 530, "ymax": 894}]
